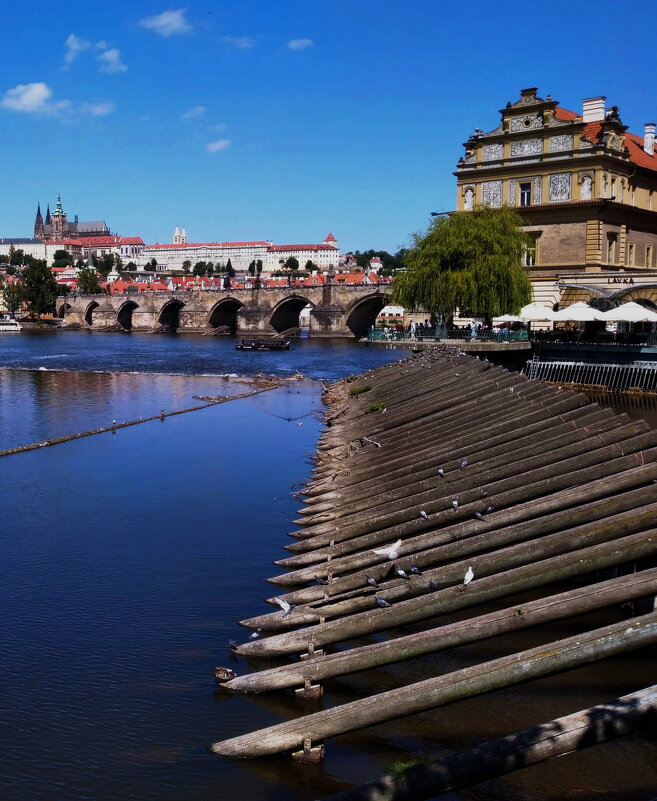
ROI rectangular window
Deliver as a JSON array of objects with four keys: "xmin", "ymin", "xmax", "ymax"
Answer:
[
  {"xmin": 607, "ymin": 234, "xmax": 617, "ymax": 264},
  {"xmin": 519, "ymin": 182, "xmax": 531, "ymax": 207},
  {"xmin": 523, "ymin": 235, "xmax": 539, "ymax": 267},
  {"xmin": 647, "ymin": 245, "xmax": 654, "ymax": 268},
  {"xmin": 628, "ymin": 243, "xmax": 635, "ymax": 266}
]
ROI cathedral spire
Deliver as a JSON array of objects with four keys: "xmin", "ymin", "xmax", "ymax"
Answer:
[
  {"xmin": 34, "ymin": 203, "xmax": 44, "ymax": 239},
  {"xmin": 45, "ymin": 204, "xmax": 51, "ymax": 225}
]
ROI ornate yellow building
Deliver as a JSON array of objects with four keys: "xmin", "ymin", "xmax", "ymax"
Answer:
[{"xmin": 455, "ymin": 88, "xmax": 657, "ymax": 308}]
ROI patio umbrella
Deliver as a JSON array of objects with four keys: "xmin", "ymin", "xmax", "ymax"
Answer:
[
  {"xmin": 496, "ymin": 314, "xmax": 522, "ymax": 322},
  {"xmin": 551, "ymin": 302, "xmax": 606, "ymax": 322},
  {"xmin": 518, "ymin": 302, "xmax": 556, "ymax": 321},
  {"xmin": 599, "ymin": 302, "xmax": 657, "ymax": 323}
]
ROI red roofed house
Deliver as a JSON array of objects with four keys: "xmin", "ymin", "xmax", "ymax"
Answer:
[
  {"xmin": 265, "ymin": 234, "xmax": 340, "ymax": 271},
  {"xmin": 455, "ymin": 87, "xmax": 657, "ymax": 308}
]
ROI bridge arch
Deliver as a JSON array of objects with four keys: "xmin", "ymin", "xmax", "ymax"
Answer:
[
  {"xmin": 270, "ymin": 295, "xmax": 314, "ymax": 333},
  {"xmin": 158, "ymin": 298, "xmax": 186, "ymax": 332},
  {"xmin": 117, "ymin": 300, "xmax": 139, "ymax": 331},
  {"xmin": 57, "ymin": 302, "xmax": 72, "ymax": 318},
  {"xmin": 84, "ymin": 301, "xmax": 100, "ymax": 326},
  {"xmin": 344, "ymin": 292, "xmax": 390, "ymax": 338},
  {"xmin": 207, "ymin": 297, "xmax": 244, "ymax": 332}
]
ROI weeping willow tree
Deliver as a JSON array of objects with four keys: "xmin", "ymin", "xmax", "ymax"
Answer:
[{"xmin": 393, "ymin": 205, "xmax": 533, "ymax": 319}]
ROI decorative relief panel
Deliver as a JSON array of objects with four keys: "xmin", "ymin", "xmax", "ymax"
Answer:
[
  {"xmin": 580, "ymin": 174, "xmax": 593, "ymax": 200},
  {"xmin": 511, "ymin": 138, "xmax": 542, "ymax": 157},
  {"xmin": 510, "ymin": 114, "xmax": 543, "ymax": 132},
  {"xmin": 482, "ymin": 180, "xmax": 502, "ymax": 208},
  {"xmin": 549, "ymin": 173, "xmax": 571, "ymax": 202},
  {"xmin": 549, "ymin": 134, "xmax": 573, "ymax": 152},
  {"xmin": 483, "ymin": 143, "xmax": 503, "ymax": 161},
  {"xmin": 533, "ymin": 178, "xmax": 542, "ymax": 204},
  {"xmin": 579, "ymin": 138, "xmax": 593, "ymax": 149},
  {"xmin": 508, "ymin": 180, "xmax": 516, "ymax": 206}
]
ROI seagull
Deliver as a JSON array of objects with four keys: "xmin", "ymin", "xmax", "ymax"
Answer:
[
  {"xmin": 366, "ymin": 576, "xmax": 378, "ymax": 588},
  {"xmin": 372, "ymin": 538, "xmax": 402, "ymax": 560},
  {"xmin": 396, "ymin": 567, "xmax": 410, "ymax": 579},
  {"xmin": 375, "ymin": 596, "xmax": 392, "ymax": 608},
  {"xmin": 460, "ymin": 459, "xmax": 469, "ymax": 469},
  {"xmin": 112, "ymin": 419, "xmax": 117, "ymax": 425},
  {"xmin": 420, "ymin": 510, "xmax": 429, "ymax": 520},
  {"xmin": 452, "ymin": 498, "xmax": 459, "ymax": 511},
  {"xmin": 273, "ymin": 597, "xmax": 294, "ymax": 617},
  {"xmin": 249, "ymin": 628, "xmax": 262, "ymax": 640},
  {"xmin": 437, "ymin": 468, "xmax": 445, "ymax": 478},
  {"xmin": 296, "ymin": 422, "xmax": 303, "ymax": 427},
  {"xmin": 381, "ymin": 407, "xmax": 387, "ymax": 414},
  {"xmin": 463, "ymin": 566, "xmax": 475, "ymax": 586},
  {"xmin": 409, "ymin": 566, "xmax": 423, "ymax": 576},
  {"xmin": 474, "ymin": 511, "xmax": 486, "ymax": 521}
]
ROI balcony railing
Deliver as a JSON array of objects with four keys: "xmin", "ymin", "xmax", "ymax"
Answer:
[{"xmin": 368, "ymin": 327, "xmax": 529, "ymax": 343}]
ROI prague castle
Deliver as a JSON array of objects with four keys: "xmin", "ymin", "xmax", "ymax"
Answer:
[
  {"xmin": 455, "ymin": 88, "xmax": 657, "ymax": 308},
  {"xmin": 34, "ymin": 194, "xmax": 110, "ymax": 241}
]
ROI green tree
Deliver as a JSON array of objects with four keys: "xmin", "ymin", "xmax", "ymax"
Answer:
[
  {"xmin": 2, "ymin": 281, "xmax": 24, "ymax": 316},
  {"xmin": 206, "ymin": 263, "xmax": 214, "ymax": 276},
  {"xmin": 182, "ymin": 260, "xmax": 192, "ymax": 274},
  {"xmin": 226, "ymin": 258, "xmax": 235, "ymax": 277},
  {"xmin": 393, "ymin": 206, "xmax": 532, "ymax": 319},
  {"xmin": 248, "ymin": 260, "xmax": 256, "ymax": 275},
  {"xmin": 77, "ymin": 267, "xmax": 102, "ymax": 295},
  {"xmin": 10, "ymin": 248, "xmax": 25, "ymax": 267},
  {"xmin": 284, "ymin": 256, "xmax": 299, "ymax": 271},
  {"xmin": 126, "ymin": 261, "xmax": 137, "ymax": 271},
  {"xmin": 21, "ymin": 261, "xmax": 60, "ymax": 318},
  {"xmin": 304, "ymin": 260, "xmax": 317, "ymax": 271},
  {"xmin": 76, "ymin": 258, "xmax": 86, "ymax": 269},
  {"xmin": 52, "ymin": 249, "xmax": 72, "ymax": 266},
  {"xmin": 5, "ymin": 265, "xmax": 17, "ymax": 276},
  {"xmin": 193, "ymin": 261, "xmax": 207, "ymax": 276},
  {"xmin": 96, "ymin": 253, "xmax": 115, "ymax": 277},
  {"xmin": 256, "ymin": 259, "xmax": 263, "ymax": 274}
]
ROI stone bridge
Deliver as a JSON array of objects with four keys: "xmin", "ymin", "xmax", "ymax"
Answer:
[{"xmin": 58, "ymin": 284, "xmax": 391, "ymax": 338}]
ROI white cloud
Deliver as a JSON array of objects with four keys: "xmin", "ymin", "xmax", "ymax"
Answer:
[
  {"xmin": 0, "ymin": 82, "xmax": 114, "ymax": 118},
  {"xmin": 210, "ymin": 122, "xmax": 228, "ymax": 132},
  {"xmin": 63, "ymin": 33, "xmax": 91, "ymax": 66},
  {"xmin": 97, "ymin": 48, "xmax": 128, "ymax": 74},
  {"xmin": 139, "ymin": 9, "xmax": 192, "ymax": 37},
  {"xmin": 206, "ymin": 138, "xmax": 231, "ymax": 152},
  {"xmin": 220, "ymin": 36, "xmax": 255, "ymax": 49},
  {"xmin": 181, "ymin": 105, "xmax": 206, "ymax": 119},
  {"xmin": 287, "ymin": 38, "xmax": 313, "ymax": 51}
]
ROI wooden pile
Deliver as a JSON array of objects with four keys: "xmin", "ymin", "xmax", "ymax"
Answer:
[{"xmin": 212, "ymin": 347, "xmax": 657, "ymax": 768}]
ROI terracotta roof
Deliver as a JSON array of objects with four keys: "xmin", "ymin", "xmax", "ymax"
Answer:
[
  {"xmin": 581, "ymin": 121, "xmax": 603, "ymax": 145},
  {"xmin": 145, "ymin": 241, "xmax": 269, "ymax": 250},
  {"xmin": 268, "ymin": 244, "xmax": 338, "ymax": 252},
  {"xmin": 554, "ymin": 106, "xmax": 580, "ymax": 122},
  {"xmin": 625, "ymin": 131, "xmax": 657, "ymax": 172},
  {"xmin": 323, "ymin": 232, "xmax": 337, "ymax": 242}
]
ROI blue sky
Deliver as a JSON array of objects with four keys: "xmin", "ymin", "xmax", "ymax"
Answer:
[{"xmin": 2, "ymin": 0, "xmax": 656, "ymax": 253}]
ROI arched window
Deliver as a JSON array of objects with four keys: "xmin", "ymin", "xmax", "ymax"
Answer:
[{"xmin": 463, "ymin": 186, "xmax": 475, "ymax": 210}]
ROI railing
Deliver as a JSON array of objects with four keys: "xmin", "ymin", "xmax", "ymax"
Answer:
[
  {"xmin": 526, "ymin": 359, "xmax": 657, "ymax": 392},
  {"xmin": 368, "ymin": 328, "xmax": 529, "ymax": 343}
]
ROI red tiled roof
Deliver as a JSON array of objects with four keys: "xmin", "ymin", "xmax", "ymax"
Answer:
[
  {"xmin": 74, "ymin": 236, "xmax": 145, "ymax": 246},
  {"xmin": 582, "ymin": 121, "xmax": 603, "ymax": 145},
  {"xmin": 324, "ymin": 232, "xmax": 337, "ymax": 242},
  {"xmin": 268, "ymin": 244, "xmax": 338, "ymax": 252},
  {"xmin": 554, "ymin": 106, "xmax": 580, "ymax": 122},
  {"xmin": 625, "ymin": 131, "xmax": 657, "ymax": 172},
  {"xmin": 145, "ymin": 241, "xmax": 269, "ymax": 250}
]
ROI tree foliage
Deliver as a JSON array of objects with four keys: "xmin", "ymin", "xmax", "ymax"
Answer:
[
  {"xmin": 2, "ymin": 281, "xmax": 24, "ymax": 315},
  {"xmin": 353, "ymin": 249, "xmax": 407, "ymax": 275},
  {"xmin": 77, "ymin": 267, "xmax": 102, "ymax": 295},
  {"xmin": 52, "ymin": 249, "xmax": 73, "ymax": 266},
  {"xmin": 182, "ymin": 260, "xmax": 192, "ymax": 274},
  {"xmin": 21, "ymin": 261, "xmax": 60, "ymax": 318},
  {"xmin": 392, "ymin": 206, "xmax": 532, "ymax": 318},
  {"xmin": 193, "ymin": 261, "xmax": 207, "ymax": 276},
  {"xmin": 284, "ymin": 256, "xmax": 299, "ymax": 271}
]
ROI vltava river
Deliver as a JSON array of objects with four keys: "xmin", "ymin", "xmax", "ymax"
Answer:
[{"xmin": 1, "ymin": 331, "xmax": 656, "ymax": 801}]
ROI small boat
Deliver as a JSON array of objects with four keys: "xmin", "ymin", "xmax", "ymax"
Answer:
[
  {"xmin": 0, "ymin": 317, "xmax": 22, "ymax": 332},
  {"xmin": 236, "ymin": 338, "xmax": 291, "ymax": 351}
]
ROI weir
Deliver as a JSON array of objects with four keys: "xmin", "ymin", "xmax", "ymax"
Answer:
[{"xmin": 211, "ymin": 346, "xmax": 657, "ymax": 790}]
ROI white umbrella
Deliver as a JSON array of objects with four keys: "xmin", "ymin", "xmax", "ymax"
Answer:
[
  {"xmin": 518, "ymin": 302, "xmax": 556, "ymax": 321},
  {"xmin": 599, "ymin": 302, "xmax": 657, "ymax": 323},
  {"xmin": 551, "ymin": 302, "xmax": 605, "ymax": 322},
  {"xmin": 496, "ymin": 314, "xmax": 522, "ymax": 322}
]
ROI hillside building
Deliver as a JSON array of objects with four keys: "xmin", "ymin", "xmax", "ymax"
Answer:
[{"xmin": 34, "ymin": 194, "xmax": 110, "ymax": 241}]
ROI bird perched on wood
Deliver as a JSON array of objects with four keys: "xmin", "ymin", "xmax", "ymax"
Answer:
[
  {"xmin": 419, "ymin": 510, "xmax": 429, "ymax": 520},
  {"xmin": 474, "ymin": 511, "xmax": 486, "ymax": 521},
  {"xmin": 375, "ymin": 596, "xmax": 392, "ymax": 608},
  {"xmin": 273, "ymin": 597, "xmax": 294, "ymax": 617},
  {"xmin": 485, "ymin": 505, "xmax": 496, "ymax": 514},
  {"xmin": 428, "ymin": 579, "xmax": 438, "ymax": 591},
  {"xmin": 463, "ymin": 566, "xmax": 475, "ymax": 587},
  {"xmin": 228, "ymin": 639, "xmax": 238, "ymax": 650},
  {"xmin": 452, "ymin": 498, "xmax": 459, "ymax": 511},
  {"xmin": 409, "ymin": 566, "xmax": 423, "ymax": 576},
  {"xmin": 372, "ymin": 538, "xmax": 402, "ymax": 560},
  {"xmin": 437, "ymin": 468, "xmax": 445, "ymax": 478},
  {"xmin": 460, "ymin": 459, "xmax": 469, "ymax": 469},
  {"xmin": 313, "ymin": 575, "xmax": 329, "ymax": 586},
  {"xmin": 366, "ymin": 576, "xmax": 378, "ymax": 588},
  {"xmin": 249, "ymin": 628, "xmax": 262, "ymax": 640},
  {"xmin": 396, "ymin": 567, "xmax": 410, "ymax": 579}
]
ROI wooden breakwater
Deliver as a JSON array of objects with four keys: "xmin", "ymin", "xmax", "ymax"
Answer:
[{"xmin": 212, "ymin": 346, "xmax": 657, "ymax": 779}]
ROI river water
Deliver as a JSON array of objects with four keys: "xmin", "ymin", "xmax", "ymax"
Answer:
[{"xmin": 1, "ymin": 331, "xmax": 656, "ymax": 801}]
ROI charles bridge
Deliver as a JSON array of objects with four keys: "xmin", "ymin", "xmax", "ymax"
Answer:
[{"xmin": 58, "ymin": 284, "xmax": 391, "ymax": 338}]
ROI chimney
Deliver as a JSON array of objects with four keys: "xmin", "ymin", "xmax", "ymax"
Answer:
[
  {"xmin": 644, "ymin": 123, "xmax": 656, "ymax": 157},
  {"xmin": 582, "ymin": 96, "xmax": 606, "ymax": 123}
]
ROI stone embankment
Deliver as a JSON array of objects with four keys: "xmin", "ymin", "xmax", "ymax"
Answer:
[{"xmin": 211, "ymin": 346, "xmax": 657, "ymax": 789}]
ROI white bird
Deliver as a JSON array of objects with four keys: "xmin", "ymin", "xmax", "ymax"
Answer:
[
  {"xmin": 372, "ymin": 538, "xmax": 402, "ymax": 560},
  {"xmin": 249, "ymin": 628, "xmax": 262, "ymax": 640},
  {"xmin": 419, "ymin": 510, "xmax": 429, "ymax": 520},
  {"xmin": 452, "ymin": 498, "xmax": 459, "ymax": 511},
  {"xmin": 273, "ymin": 597, "xmax": 294, "ymax": 617},
  {"xmin": 463, "ymin": 566, "xmax": 475, "ymax": 586},
  {"xmin": 296, "ymin": 422, "xmax": 303, "ymax": 427},
  {"xmin": 437, "ymin": 468, "xmax": 445, "ymax": 478}
]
